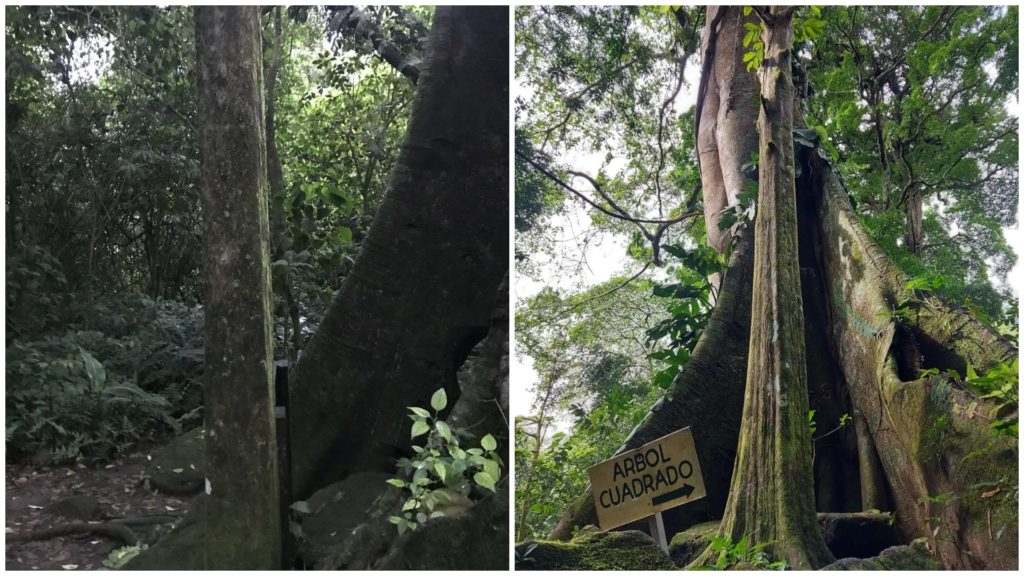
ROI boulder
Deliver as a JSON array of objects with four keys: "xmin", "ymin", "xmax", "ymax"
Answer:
[
  {"xmin": 376, "ymin": 478, "xmax": 508, "ymax": 569},
  {"xmin": 668, "ymin": 520, "xmax": 719, "ymax": 566},
  {"xmin": 294, "ymin": 472, "xmax": 400, "ymax": 569},
  {"xmin": 144, "ymin": 427, "xmax": 205, "ymax": 496},
  {"xmin": 821, "ymin": 538, "xmax": 942, "ymax": 570},
  {"xmin": 516, "ymin": 526, "xmax": 676, "ymax": 570}
]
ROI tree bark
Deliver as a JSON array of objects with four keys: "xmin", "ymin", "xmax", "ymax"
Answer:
[
  {"xmin": 698, "ymin": 7, "xmax": 761, "ymax": 253},
  {"xmin": 699, "ymin": 7, "xmax": 833, "ymax": 569},
  {"xmin": 288, "ymin": 6, "xmax": 509, "ymax": 499},
  {"xmin": 195, "ymin": 6, "xmax": 281, "ymax": 569}
]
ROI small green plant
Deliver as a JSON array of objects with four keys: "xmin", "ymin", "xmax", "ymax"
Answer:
[
  {"xmin": 386, "ymin": 388, "xmax": 504, "ymax": 534},
  {"xmin": 102, "ymin": 544, "xmax": 145, "ymax": 569},
  {"xmin": 702, "ymin": 535, "xmax": 788, "ymax": 570}
]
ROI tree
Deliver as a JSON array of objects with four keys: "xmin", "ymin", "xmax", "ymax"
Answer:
[
  {"xmin": 286, "ymin": 5, "xmax": 509, "ymax": 501},
  {"xmin": 194, "ymin": 6, "xmax": 280, "ymax": 569},
  {"xmin": 692, "ymin": 6, "xmax": 833, "ymax": 569},
  {"xmin": 518, "ymin": 5, "xmax": 1017, "ymax": 570}
]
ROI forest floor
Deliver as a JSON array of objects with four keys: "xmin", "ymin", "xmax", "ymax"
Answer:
[{"xmin": 5, "ymin": 447, "xmax": 199, "ymax": 571}]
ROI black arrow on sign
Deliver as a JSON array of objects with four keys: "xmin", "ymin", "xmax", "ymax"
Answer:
[{"xmin": 651, "ymin": 483, "xmax": 694, "ymax": 506}]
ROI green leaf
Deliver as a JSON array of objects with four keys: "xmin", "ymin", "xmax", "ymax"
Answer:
[
  {"xmin": 481, "ymin": 433, "xmax": 498, "ymax": 451},
  {"xmin": 430, "ymin": 388, "xmax": 448, "ymax": 411},
  {"xmin": 334, "ymin": 226, "xmax": 353, "ymax": 244},
  {"xmin": 435, "ymin": 421, "xmax": 452, "ymax": 442},
  {"xmin": 79, "ymin": 347, "xmax": 106, "ymax": 391},
  {"xmin": 410, "ymin": 420, "xmax": 430, "ymax": 438},
  {"xmin": 482, "ymin": 458, "xmax": 501, "ymax": 481},
  {"xmin": 408, "ymin": 406, "xmax": 431, "ymax": 418},
  {"xmin": 386, "ymin": 478, "xmax": 406, "ymax": 488},
  {"xmin": 434, "ymin": 462, "xmax": 447, "ymax": 482},
  {"xmin": 474, "ymin": 472, "xmax": 497, "ymax": 491}
]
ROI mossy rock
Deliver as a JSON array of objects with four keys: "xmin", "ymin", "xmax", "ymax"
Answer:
[
  {"xmin": 821, "ymin": 538, "xmax": 942, "ymax": 570},
  {"xmin": 376, "ymin": 478, "xmax": 508, "ymax": 569},
  {"xmin": 668, "ymin": 520, "xmax": 719, "ymax": 566},
  {"xmin": 144, "ymin": 427, "xmax": 205, "ymax": 496},
  {"xmin": 516, "ymin": 526, "xmax": 676, "ymax": 570},
  {"xmin": 121, "ymin": 500, "xmax": 206, "ymax": 570}
]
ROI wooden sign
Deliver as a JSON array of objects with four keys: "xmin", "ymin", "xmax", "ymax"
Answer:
[{"xmin": 588, "ymin": 426, "xmax": 706, "ymax": 531}]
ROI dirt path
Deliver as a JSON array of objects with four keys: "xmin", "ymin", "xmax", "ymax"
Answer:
[{"xmin": 5, "ymin": 454, "xmax": 199, "ymax": 571}]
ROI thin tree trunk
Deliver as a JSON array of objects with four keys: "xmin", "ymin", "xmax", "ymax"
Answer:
[
  {"xmin": 288, "ymin": 6, "xmax": 508, "ymax": 499},
  {"xmin": 195, "ymin": 6, "xmax": 281, "ymax": 569},
  {"xmin": 904, "ymin": 186, "xmax": 923, "ymax": 254}
]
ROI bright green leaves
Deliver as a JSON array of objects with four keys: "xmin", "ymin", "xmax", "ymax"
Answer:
[
  {"xmin": 793, "ymin": 7, "xmax": 826, "ymax": 44},
  {"xmin": 388, "ymin": 388, "xmax": 504, "ymax": 533},
  {"xmin": 473, "ymin": 471, "xmax": 497, "ymax": 492},
  {"xmin": 435, "ymin": 421, "xmax": 452, "ymax": 443},
  {"xmin": 430, "ymin": 387, "xmax": 447, "ymax": 411},
  {"xmin": 410, "ymin": 420, "xmax": 430, "ymax": 439},
  {"xmin": 480, "ymin": 433, "xmax": 497, "ymax": 451},
  {"xmin": 741, "ymin": 20, "xmax": 766, "ymax": 72}
]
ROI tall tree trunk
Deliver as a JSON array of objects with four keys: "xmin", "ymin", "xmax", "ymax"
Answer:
[
  {"xmin": 195, "ymin": 6, "xmax": 281, "ymax": 569},
  {"xmin": 288, "ymin": 6, "xmax": 509, "ymax": 499},
  {"xmin": 701, "ymin": 7, "xmax": 832, "ymax": 569}
]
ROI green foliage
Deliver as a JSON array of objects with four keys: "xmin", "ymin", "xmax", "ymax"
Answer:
[
  {"xmin": 963, "ymin": 360, "xmax": 1019, "ymax": 438},
  {"xmin": 387, "ymin": 388, "xmax": 504, "ymax": 535},
  {"xmin": 646, "ymin": 242, "xmax": 724, "ymax": 390},
  {"xmin": 5, "ymin": 296, "xmax": 203, "ymax": 462},
  {"xmin": 741, "ymin": 20, "xmax": 765, "ymax": 72},
  {"xmin": 699, "ymin": 535, "xmax": 788, "ymax": 570},
  {"xmin": 102, "ymin": 544, "xmax": 145, "ymax": 569},
  {"xmin": 806, "ymin": 6, "xmax": 1017, "ymax": 318}
]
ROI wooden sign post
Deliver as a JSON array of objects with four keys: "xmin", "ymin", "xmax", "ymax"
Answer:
[{"xmin": 587, "ymin": 427, "xmax": 707, "ymax": 552}]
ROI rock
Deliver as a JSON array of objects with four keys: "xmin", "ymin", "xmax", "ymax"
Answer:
[
  {"xmin": 376, "ymin": 478, "xmax": 508, "ymax": 570},
  {"xmin": 668, "ymin": 520, "xmax": 720, "ymax": 566},
  {"xmin": 144, "ymin": 428, "xmax": 205, "ymax": 496},
  {"xmin": 45, "ymin": 494, "xmax": 102, "ymax": 521},
  {"xmin": 121, "ymin": 498, "xmax": 206, "ymax": 570},
  {"xmin": 516, "ymin": 526, "xmax": 676, "ymax": 570},
  {"xmin": 295, "ymin": 472, "xmax": 399, "ymax": 569},
  {"xmin": 821, "ymin": 538, "xmax": 942, "ymax": 570},
  {"xmin": 818, "ymin": 512, "xmax": 898, "ymax": 559}
]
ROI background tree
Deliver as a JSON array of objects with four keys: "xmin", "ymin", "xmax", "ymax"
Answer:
[
  {"xmin": 194, "ymin": 5, "xmax": 280, "ymax": 569},
  {"xmin": 287, "ymin": 5, "xmax": 509, "ymax": 499}
]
